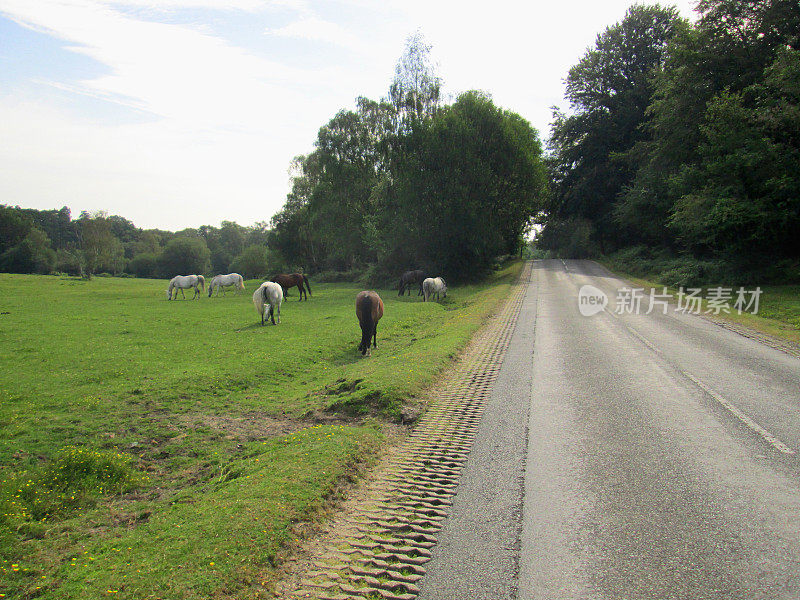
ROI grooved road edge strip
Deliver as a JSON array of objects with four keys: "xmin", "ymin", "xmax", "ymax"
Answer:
[{"xmin": 276, "ymin": 262, "xmax": 532, "ymax": 600}]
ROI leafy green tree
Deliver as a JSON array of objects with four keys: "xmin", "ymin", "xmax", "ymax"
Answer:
[
  {"xmin": 544, "ymin": 4, "xmax": 684, "ymax": 253},
  {"xmin": 270, "ymin": 153, "xmax": 323, "ymax": 269},
  {"xmin": 78, "ymin": 212, "xmax": 119, "ymax": 278},
  {"xmin": 622, "ymin": 0, "xmax": 800, "ymax": 253},
  {"xmin": 128, "ymin": 230, "xmax": 163, "ymax": 258},
  {"xmin": 0, "ymin": 205, "xmax": 33, "ymax": 255},
  {"xmin": 670, "ymin": 49, "xmax": 800, "ymax": 259},
  {"xmin": 128, "ymin": 253, "xmax": 159, "ymax": 278},
  {"xmin": 246, "ymin": 221, "xmax": 271, "ymax": 247},
  {"xmin": 271, "ymin": 98, "xmax": 395, "ymax": 272},
  {"xmin": 388, "ymin": 31, "xmax": 442, "ymax": 127},
  {"xmin": 0, "ymin": 227, "xmax": 56, "ymax": 274},
  {"xmin": 229, "ymin": 245, "xmax": 269, "ymax": 279},
  {"xmin": 157, "ymin": 237, "xmax": 211, "ymax": 277},
  {"xmin": 55, "ymin": 248, "xmax": 82, "ymax": 276},
  {"xmin": 386, "ymin": 91, "xmax": 547, "ymax": 279},
  {"xmin": 15, "ymin": 206, "xmax": 77, "ymax": 251}
]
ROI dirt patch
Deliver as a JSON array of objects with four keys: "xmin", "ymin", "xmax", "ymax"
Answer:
[
  {"xmin": 179, "ymin": 412, "xmax": 303, "ymax": 441},
  {"xmin": 177, "ymin": 410, "xmax": 368, "ymax": 443}
]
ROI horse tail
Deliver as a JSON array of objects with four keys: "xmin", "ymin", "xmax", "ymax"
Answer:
[
  {"xmin": 358, "ymin": 294, "xmax": 374, "ymax": 355},
  {"xmin": 237, "ymin": 275, "xmax": 245, "ymax": 291},
  {"xmin": 197, "ymin": 275, "xmax": 205, "ymax": 291},
  {"xmin": 303, "ymin": 275, "xmax": 312, "ymax": 296}
]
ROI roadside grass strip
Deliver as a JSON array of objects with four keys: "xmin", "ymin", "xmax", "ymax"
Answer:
[{"xmin": 275, "ymin": 262, "xmax": 531, "ymax": 600}]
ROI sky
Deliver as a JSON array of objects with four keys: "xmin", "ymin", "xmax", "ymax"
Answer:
[{"xmin": 0, "ymin": 0, "xmax": 698, "ymax": 232}]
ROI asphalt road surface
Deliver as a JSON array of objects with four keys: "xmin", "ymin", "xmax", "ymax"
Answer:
[{"xmin": 419, "ymin": 259, "xmax": 800, "ymax": 600}]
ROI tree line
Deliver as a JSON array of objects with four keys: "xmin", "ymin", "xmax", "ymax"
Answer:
[
  {"xmin": 0, "ymin": 205, "xmax": 275, "ymax": 279},
  {"xmin": 269, "ymin": 33, "xmax": 548, "ymax": 283},
  {"xmin": 541, "ymin": 0, "xmax": 800, "ymax": 284},
  {"xmin": 3, "ymin": 34, "xmax": 550, "ymax": 285}
]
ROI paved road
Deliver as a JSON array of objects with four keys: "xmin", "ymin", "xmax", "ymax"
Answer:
[{"xmin": 419, "ymin": 259, "xmax": 800, "ymax": 600}]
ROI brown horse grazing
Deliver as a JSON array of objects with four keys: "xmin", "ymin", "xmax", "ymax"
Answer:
[
  {"xmin": 356, "ymin": 291, "xmax": 384, "ymax": 356},
  {"xmin": 271, "ymin": 273, "xmax": 312, "ymax": 301},
  {"xmin": 398, "ymin": 270, "xmax": 426, "ymax": 296}
]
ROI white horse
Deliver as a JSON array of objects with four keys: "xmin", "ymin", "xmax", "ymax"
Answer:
[
  {"xmin": 253, "ymin": 281, "xmax": 283, "ymax": 325},
  {"xmin": 422, "ymin": 277, "xmax": 447, "ymax": 302},
  {"xmin": 208, "ymin": 273, "xmax": 245, "ymax": 297},
  {"xmin": 166, "ymin": 274, "xmax": 205, "ymax": 300}
]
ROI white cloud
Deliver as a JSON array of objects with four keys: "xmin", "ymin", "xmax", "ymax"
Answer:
[
  {"xmin": 0, "ymin": 0, "xmax": 352, "ymax": 228},
  {"xmin": 0, "ymin": 0, "xmax": 701, "ymax": 230},
  {"xmin": 267, "ymin": 14, "xmax": 364, "ymax": 52},
  {"xmin": 0, "ymin": 95, "xmax": 300, "ymax": 229},
  {"xmin": 0, "ymin": 0, "xmax": 337, "ymax": 127}
]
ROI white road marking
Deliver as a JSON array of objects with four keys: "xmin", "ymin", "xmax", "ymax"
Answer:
[
  {"xmin": 626, "ymin": 325, "xmax": 662, "ymax": 354},
  {"xmin": 622, "ymin": 321, "xmax": 796, "ymax": 456},
  {"xmin": 682, "ymin": 370, "xmax": 796, "ymax": 456}
]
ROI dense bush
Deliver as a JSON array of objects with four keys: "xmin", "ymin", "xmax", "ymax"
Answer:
[
  {"xmin": 128, "ymin": 252, "xmax": 159, "ymax": 278},
  {"xmin": 157, "ymin": 237, "xmax": 211, "ymax": 277},
  {"xmin": 0, "ymin": 228, "xmax": 56, "ymax": 274},
  {"xmin": 229, "ymin": 245, "xmax": 270, "ymax": 279}
]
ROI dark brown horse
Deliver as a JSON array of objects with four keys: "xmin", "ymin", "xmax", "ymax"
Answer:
[
  {"xmin": 356, "ymin": 291, "xmax": 384, "ymax": 355},
  {"xmin": 398, "ymin": 269, "xmax": 426, "ymax": 296},
  {"xmin": 271, "ymin": 273, "xmax": 312, "ymax": 301}
]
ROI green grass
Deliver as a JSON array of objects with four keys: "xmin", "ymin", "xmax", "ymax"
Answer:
[{"xmin": 0, "ymin": 262, "xmax": 522, "ymax": 599}]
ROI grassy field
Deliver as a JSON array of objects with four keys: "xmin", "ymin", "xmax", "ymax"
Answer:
[
  {"xmin": 0, "ymin": 262, "xmax": 522, "ymax": 599},
  {"xmin": 598, "ymin": 261, "xmax": 800, "ymax": 345}
]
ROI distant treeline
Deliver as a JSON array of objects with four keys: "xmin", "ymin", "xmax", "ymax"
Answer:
[
  {"xmin": 4, "ymin": 35, "xmax": 549, "ymax": 285},
  {"xmin": 541, "ymin": 0, "xmax": 800, "ymax": 284},
  {"xmin": 269, "ymin": 33, "xmax": 548, "ymax": 283},
  {"xmin": 0, "ymin": 205, "xmax": 274, "ymax": 279}
]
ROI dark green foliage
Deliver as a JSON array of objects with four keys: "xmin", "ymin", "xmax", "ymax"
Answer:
[
  {"xmin": 0, "ymin": 227, "xmax": 56, "ymax": 274},
  {"xmin": 543, "ymin": 4, "xmax": 684, "ymax": 254},
  {"xmin": 229, "ymin": 244, "xmax": 270, "ymax": 279},
  {"xmin": 270, "ymin": 47, "xmax": 546, "ymax": 282},
  {"xmin": 543, "ymin": 0, "xmax": 800, "ymax": 283},
  {"xmin": 0, "ymin": 205, "xmax": 277, "ymax": 279},
  {"xmin": 55, "ymin": 248, "xmax": 83, "ymax": 276},
  {"xmin": 128, "ymin": 252, "xmax": 159, "ymax": 278},
  {"xmin": 268, "ymin": 34, "xmax": 546, "ymax": 282},
  {"xmin": 385, "ymin": 92, "xmax": 546, "ymax": 279},
  {"xmin": 78, "ymin": 212, "xmax": 125, "ymax": 277},
  {"xmin": 0, "ymin": 205, "xmax": 34, "ymax": 254},
  {"xmin": 157, "ymin": 236, "xmax": 211, "ymax": 276}
]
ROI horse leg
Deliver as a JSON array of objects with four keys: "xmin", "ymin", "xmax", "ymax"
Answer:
[{"xmin": 180, "ymin": 288, "xmax": 186, "ymax": 300}]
